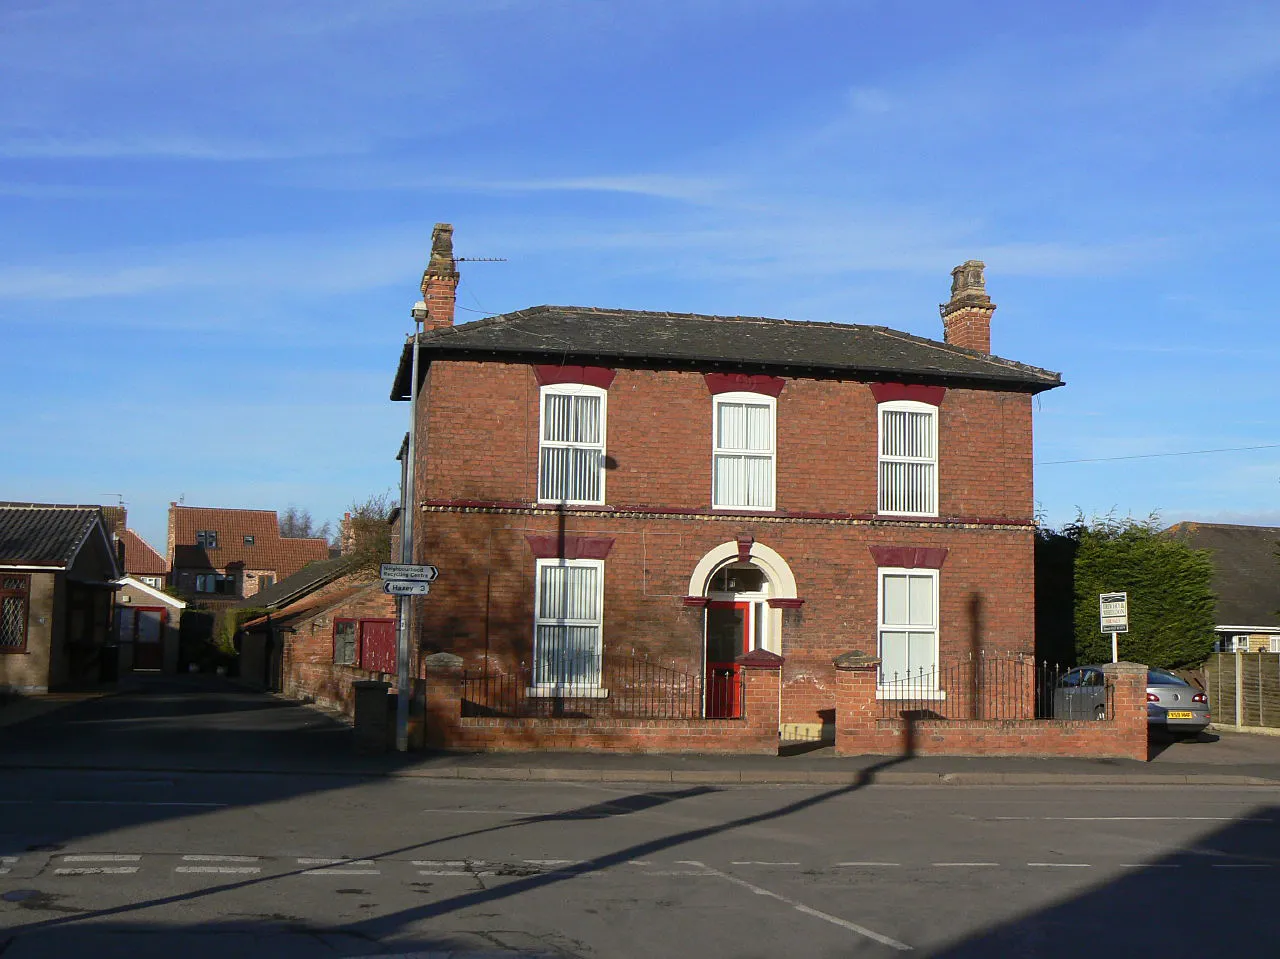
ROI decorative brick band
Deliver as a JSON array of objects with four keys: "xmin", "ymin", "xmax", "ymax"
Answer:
[
  {"xmin": 869, "ymin": 382, "xmax": 946, "ymax": 406},
  {"xmin": 533, "ymin": 365, "xmax": 617, "ymax": 390},
  {"xmin": 682, "ymin": 596, "xmax": 710, "ymax": 608},
  {"xmin": 524, "ymin": 533, "xmax": 615, "ymax": 560},
  {"xmin": 868, "ymin": 546, "xmax": 949, "ymax": 569},
  {"xmin": 704, "ymin": 372, "xmax": 786, "ymax": 397},
  {"xmin": 420, "ymin": 501, "xmax": 1034, "ymax": 530}
]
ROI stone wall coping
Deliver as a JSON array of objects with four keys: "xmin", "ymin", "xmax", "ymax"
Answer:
[
  {"xmin": 736, "ymin": 648, "xmax": 784, "ymax": 670},
  {"xmin": 423, "ymin": 652, "xmax": 464, "ymax": 670},
  {"xmin": 833, "ymin": 650, "xmax": 881, "ymax": 670},
  {"xmin": 1101, "ymin": 661, "xmax": 1147, "ymax": 676}
]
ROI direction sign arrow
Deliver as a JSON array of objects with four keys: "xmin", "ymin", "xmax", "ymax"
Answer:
[
  {"xmin": 383, "ymin": 580, "xmax": 430, "ymax": 596},
  {"xmin": 379, "ymin": 563, "xmax": 439, "ymax": 582}
]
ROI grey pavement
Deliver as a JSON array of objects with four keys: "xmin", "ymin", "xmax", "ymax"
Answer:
[{"xmin": 3, "ymin": 674, "xmax": 1280, "ymax": 786}]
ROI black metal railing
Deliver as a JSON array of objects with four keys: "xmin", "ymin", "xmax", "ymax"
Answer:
[
  {"xmin": 877, "ymin": 653, "xmax": 1113, "ymax": 722},
  {"xmin": 461, "ymin": 651, "xmax": 707, "ymax": 720}
]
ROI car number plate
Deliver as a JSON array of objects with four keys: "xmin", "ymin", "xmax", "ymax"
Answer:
[{"xmin": 1166, "ymin": 711, "xmax": 1195, "ymax": 719}]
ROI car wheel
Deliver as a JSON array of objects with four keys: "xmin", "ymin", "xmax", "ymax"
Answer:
[{"xmin": 1094, "ymin": 705, "xmax": 1107, "ymax": 721}]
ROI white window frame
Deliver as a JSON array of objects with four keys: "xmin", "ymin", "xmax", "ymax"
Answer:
[
  {"xmin": 711, "ymin": 391, "xmax": 776, "ymax": 511},
  {"xmin": 876, "ymin": 567, "xmax": 941, "ymax": 697},
  {"xmin": 877, "ymin": 400, "xmax": 939, "ymax": 517},
  {"xmin": 537, "ymin": 384, "xmax": 607, "ymax": 506},
  {"xmin": 531, "ymin": 557, "xmax": 606, "ymax": 694}
]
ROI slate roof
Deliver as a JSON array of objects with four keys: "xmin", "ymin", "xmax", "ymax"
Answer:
[
  {"xmin": 390, "ymin": 305, "xmax": 1064, "ymax": 400},
  {"xmin": 170, "ymin": 506, "xmax": 331, "ymax": 578},
  {"xmin": 239, "ymin": 585, "xmax": 370, "ymax": 632},
  {"xmin": 0, "ymin": 504, "xmax": 109, "ymax": 569},
  {"xmin": 119, "ymin": 528, "xmax": 168, "ymax": 577},
  {"xmin": 234, "ymin": 556, "xmax": 355, "ymax": 611},
  {"xmin": 1164, "ymin": 522, "xmax": 1280, "ymax": 629}
]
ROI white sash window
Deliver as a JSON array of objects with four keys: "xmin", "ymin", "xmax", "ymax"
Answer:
[
  {"xmin": 878, "ymin": 400, "xmax": 938, "ymax": 516},
  {"xmin": 712, "ymin": 392, "xmax": 775, "ymax": 510},
  {"xmin": 878, "ymin": 568, "xmax": 939, "ymax": 688},
  {"xmin": 538, "ymin": 385, "xmax": 606, "ymax": 505},
  {"xmin": 534, "ymin": 559, "xmax": 603, "ymax": 689}
]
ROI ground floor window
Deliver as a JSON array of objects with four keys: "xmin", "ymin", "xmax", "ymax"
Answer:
[
  {"xmin": 1, "ymin": 574, "xmax": 30, "ymax": 653},
  {"xmin": 333, "ymin": 619, "xmax": 358, "ymax": 666},
  {"xmin": 534, "ymin": 558, "xmax": 603, "ymax": 688},
  {"xmin": 877, "ymin": 568, "xmax": 938, "ymax": 686}
]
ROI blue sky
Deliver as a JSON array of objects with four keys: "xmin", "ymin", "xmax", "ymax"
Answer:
[{"xmin": 3, "ymin": 0, "xmax": 1280, "ymax": 553}]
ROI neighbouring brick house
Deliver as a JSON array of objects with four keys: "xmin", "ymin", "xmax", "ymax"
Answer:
[
  {"xmin": 117, "ymin": 527, "xmax": 169, "ymax": 590},
  {"xmin": 392, "ymin": 225, "xmax": 1063, "ymax": 745},
  {"xmin": 166, "ymin": 504, "xmax": 331, "ymax": 608},
  {"xmin": 0, "ymin": 503, "xmax": 120, "ymax": 693},
  {"xmin": 236, "ymin": 557, "xmax": 396, "ymax": 706}
]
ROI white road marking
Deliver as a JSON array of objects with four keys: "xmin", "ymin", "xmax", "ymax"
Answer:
[
  {"xmin": 646, "ymin": 870, "xmax": 710, "ymax": 876},
  {"xmin": 182, "ymin": 855, "xmax": 259, "ymax": 863},
  {"xmin": 1028, "ymin": 863, "xmax": 1092, "ymax": 868},
  {"xmin": 731, "ymin": 861, "xmax": 800, "ymax": 866},
  {"xmin": 835, "ymin": 861, "xmax": 901, "ymax": 867},
  {"xmin": 681, "ymin": 861, "xmax": 912, "ymax": 952},
  {"xmin": 176, "ymin": 866, "xmax": 261, "ymax": 875},
  {"xmin": 62, "ymin": 855, "xmax": 142, "ymax": 863},
  {"xmin": 416, "ymin": 870, "xmax": 471, "ymax": 876},
  {"xmin": 296, "ymin": 858, "xmax": 375, "ymax": 866},
  {"xmin": 932, "ymin": 862, "xmax": 998, "ymax": 867},
  {"xmin": 995, "ymin": 816, "xmax": 1269, "ymax": 822},
  {"xmin": 0, "ymin": 868, "xmax": 9, "ymax": 875},
  {"xmin": 1, "ymin": 857, "xmax": 18, "ymax": 864},
  {"xmin": 1120, "ymin": 863, "xmax": 1181, "ymax": 868},
  {"xmin": 627, "ymin": 860, "xmax": 652, "ymax": 865},
  {"xmin": 412, "ymin": 860, "xmax": 468, "ymax": 867},
  {"xmin": 524, "ymin": 859, "xmax": 580, "ymax": 865},
  {"xmin": 55, "ymin": 867, "xmax": 139, "ymax": 875}
]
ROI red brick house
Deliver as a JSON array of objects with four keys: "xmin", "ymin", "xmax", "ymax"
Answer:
[
  {"xmin": 166, "ymin": 504, "xmax": 331, "ymax": 607},
  {"xmin": 236, "ymin": 558, "xmax": 396, "ymax": 707},
  {"xmin": 391, "ymin": 226, "xmax": 1062, "ymax": 743}
]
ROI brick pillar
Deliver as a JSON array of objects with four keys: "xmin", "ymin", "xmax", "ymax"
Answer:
[
  {"xmin": 833, "ymin": 651, "xmax": 884, "ymax": 756},
  {"xmin": 423, "ymin": 652, "xmax": 464, "ymax": 749},
  {"xmin": 737, "ymin": 649, "xmax": 782, "ymax": 754},
  {"xmin": 1102, "ymin": 661, "xmax": 1149, "ymax": 761}
]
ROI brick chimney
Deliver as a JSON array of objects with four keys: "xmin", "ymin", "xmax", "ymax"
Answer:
[
  {"xmin": 940, "ymin": 260, "xmax": 995, "ymax": 353},
  {"xmin": 419, "ymin": 222, "xmax": 459, "ymax": 331}
]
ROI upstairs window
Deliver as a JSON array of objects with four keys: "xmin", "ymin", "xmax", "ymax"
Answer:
[
  {"xmin": 1, "ymin": 574, "xmax": 30, "ymax": 653},
  {"xmin": 534, "ymin": 558, "xmax": 603, "ymax": 688},
  {"xmin": 243, "ymin": 535, "xmax": 255, "ymax": 546},
  {"xmin": 712, "ymin": 393, "xmax": 775, "ymax": 510},
  {"xmin": 538, "ymin": 384, "xmax": 606, "ymax": 505},
  {"xmin": 878, "ymin": 400, "xmax": 937, "ymax": 516},
  {"xmin": 196, "ymin": 529, "xmax": 219, "ymax": 549}
]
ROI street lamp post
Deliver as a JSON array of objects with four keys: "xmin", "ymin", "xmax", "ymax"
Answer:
[{"xmin": 395, "ymin": 301, "xmax": 426, "ymax": 752}]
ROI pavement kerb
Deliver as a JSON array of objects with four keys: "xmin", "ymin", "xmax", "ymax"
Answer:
[{"xmin": 0, "ymin": 759, "xmax": 1277, "ymax": 788}]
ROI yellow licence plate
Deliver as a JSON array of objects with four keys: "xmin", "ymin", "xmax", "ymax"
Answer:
[{"xmin": 1166, "ymin": 711, "xmax": 1195, "ymax": 719}]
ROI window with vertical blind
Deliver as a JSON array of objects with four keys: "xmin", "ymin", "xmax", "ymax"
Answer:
[
  {"xmin": 1, "ymin": 574, "xmax": 30, "ymax": 653},
  {"xmin": 712, "ymin": 392, "xmax": 775, "ymax": 510},
  {"xmin": 877, "ymin": 568, "xmax": 939, "ymax": 687},
  {"xmin": 533, "ymin": 558, "xmax": 603, "ymax": 688},
  {"xmin": 538, "ymin": 384, "xmax": 606, "ymax": 505},
  {"xmin": 877, "ymin": 400, "xmax": 938, "ymax": 516}
]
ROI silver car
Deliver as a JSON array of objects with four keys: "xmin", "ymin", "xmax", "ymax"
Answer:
[{"xmin": 1054, "ymin": 665, "xmax": 1211, "ymax": 736}]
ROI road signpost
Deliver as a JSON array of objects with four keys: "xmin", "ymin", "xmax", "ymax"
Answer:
[
  {"xmin": 1099, "ymin": 591, "xmax": 1129, "ymax": 663},
  {"xmin": 380, "ymin": 563, "xmax": 439, "ymax": 583},
  {"xmin": 383, "ymin": 580, "xmax": 430, "ymax": 596}
]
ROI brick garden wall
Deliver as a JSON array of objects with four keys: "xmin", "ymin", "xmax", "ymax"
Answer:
[{"xmin": 833, "ymin": 659, "xmax": 1149, "ymax": 760}]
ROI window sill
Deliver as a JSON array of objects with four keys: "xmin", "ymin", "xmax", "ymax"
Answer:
[
  {"xmin": 526, "ymin": 686, "xmax": 610, "ymax": 699},
  {"xmin": 876, "ymin": 511, "xmax": 939, "ymax": 519},
  {"xmin": 710, "ymin": 505, "xmax": 777, "ymax": 513},
  {"xmin": 877, "ymin": 688, "xmax": 946, "ymax": 701}
]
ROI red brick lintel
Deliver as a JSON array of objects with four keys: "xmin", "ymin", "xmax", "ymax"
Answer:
[
  {"xmin": 525, "ymin": 533, "xmax": 615, "ymax": 560},
  {"xmin": 868, "ymin": 546, "xmax": 949, "ymax": 569},
  {"xmin": 704, "ymin": 372, "xmax": 786, "ymax": 397},
  {"xmin": 533, "ymin": 365, "xmax": 617, "ymax": 390},
  {"xmin": 869, "ymin": 382, "xmax": 946, "ymax": 406}
]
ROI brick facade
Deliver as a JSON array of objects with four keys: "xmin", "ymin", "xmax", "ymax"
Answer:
[{"xmin": 407, "ymin": 360, "xmax": 1039, "ymax": 740}]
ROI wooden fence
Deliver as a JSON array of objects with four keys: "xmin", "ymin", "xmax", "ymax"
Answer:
[{"xmin": 1204, "ymin": 653, "xmax": 1280, "ymax": 729}]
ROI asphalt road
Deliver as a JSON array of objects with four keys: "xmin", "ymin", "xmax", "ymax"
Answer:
[
  {"xmin": 1, "ymin": 678, "xmax": 1278, "ymax": 956},
  {"xmin": 2, "ymin": 769, "xmax": 1278, "ymax": 957}
]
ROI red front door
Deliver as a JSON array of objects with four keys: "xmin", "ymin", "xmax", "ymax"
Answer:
[{"xmin": 705, "ymin": 601, "xmax": 750, "ymax": 718}]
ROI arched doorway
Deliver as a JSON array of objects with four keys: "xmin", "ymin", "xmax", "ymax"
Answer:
[{"xmin": 688, "ymin": 541, "xmax": 797, "ymax": 718}]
